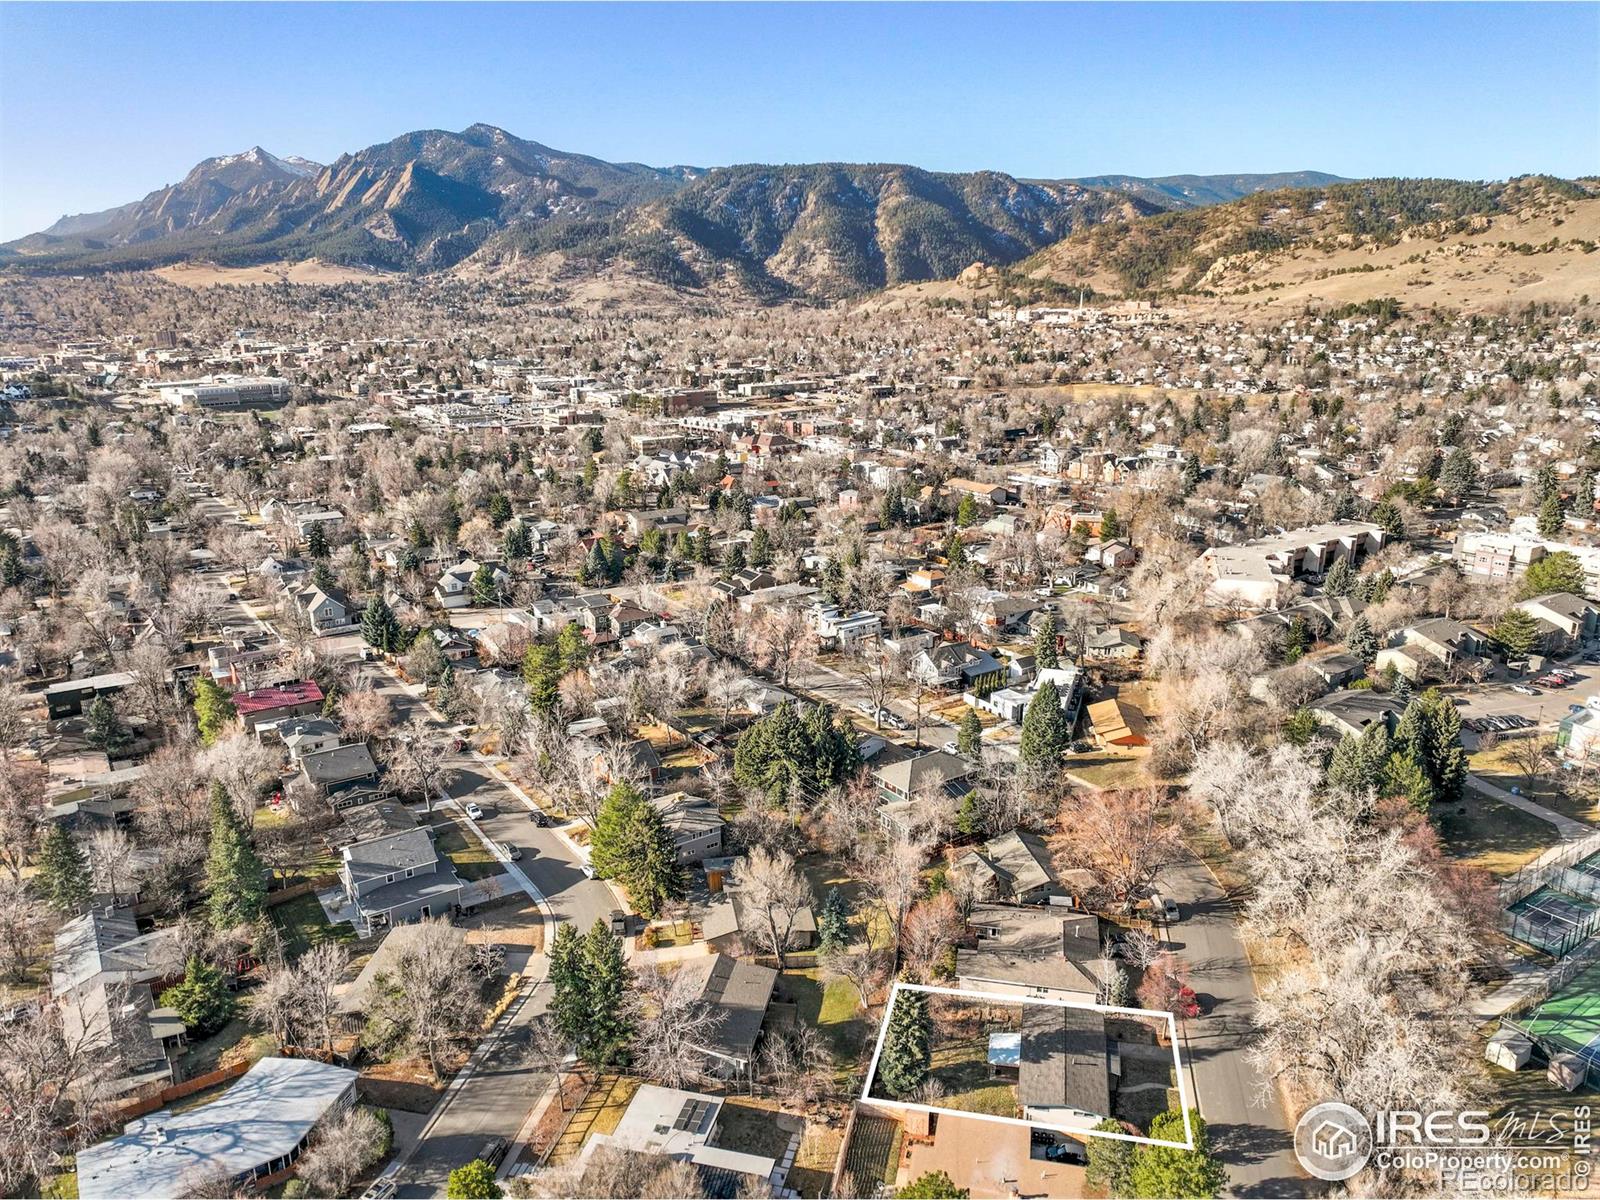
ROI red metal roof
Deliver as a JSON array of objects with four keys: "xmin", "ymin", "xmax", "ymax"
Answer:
[{"xmin": 231, "ymin": 680, "xmax": 325, "ymax": 714}]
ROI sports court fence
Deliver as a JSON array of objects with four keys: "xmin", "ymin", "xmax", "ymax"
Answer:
[
  {"xmin": 1503, "ymin": 885, "xmax": 1600, "ymax": 959},
  {"xmin": 1500, "ymin": 944, "xmax": 1600, "ymax": 1092},
  {"xmin": 1500, "ymin": 829, "xmax": 1600, "ymax": 906}
]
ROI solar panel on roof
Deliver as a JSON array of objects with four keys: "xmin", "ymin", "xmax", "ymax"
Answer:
[{"xmin": 673, "ymin": 1098, "xmax": 713, "ymax": 1131}]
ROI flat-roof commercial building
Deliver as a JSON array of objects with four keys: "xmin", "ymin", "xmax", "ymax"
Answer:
[
  {"xmin": 76, "ymin": 1056, "xmax": 358, "ymax": 1200},
  {"xmin": 158, "ymin": 375, "xmax": 290, "ymax": 409}
]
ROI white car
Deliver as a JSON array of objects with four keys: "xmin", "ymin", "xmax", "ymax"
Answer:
[
  {"xmin": 464, "ymin": 802, "xmax": 484, "ymax": 820},
  {"xmin": 1511, "ymin": 685, "xmax": 1539, "ymax": 696}
]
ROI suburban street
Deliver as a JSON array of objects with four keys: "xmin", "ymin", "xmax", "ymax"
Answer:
[
  {"xmin": 198, "ymin": 496, "xmax": 616, "ymax": 1196},
  {"xmin": 1160, "ymin": 857, "xmax": 1303, "ymax": 1198}
]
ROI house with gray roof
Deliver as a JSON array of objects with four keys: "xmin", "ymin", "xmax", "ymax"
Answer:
[
  {"xmin": 676, "ymin": 952, "xmax": 777, "ymax": 1082},
  {"xmin": 953, "ymin": 831, "xmax": 1059, "ymax": 904},
  {"xmin": 76, "ymin": 1056, "xmax": 358, "ymax": 1200},
  {"xmin": 297, "ymin": 742, "xmax": 379, "ymax": 799},
  {"xmin": 338, "ymin": 827, "xmax": 463, "ymax": 934},
  {"xmin": 1309, "ymin": 688, "xmax": 1407, "ymax": 739},
  {"xmin": 955, "ymin": 905, "xmax": 1105, "ymax": 1004},
  {"xmin": 1016, "ymin": 1004, "xmax": 1116, "ymax": 1131},
  {"xmin": 1517, "ymin": 592, "xmax": 1600, "ymax": 646}
]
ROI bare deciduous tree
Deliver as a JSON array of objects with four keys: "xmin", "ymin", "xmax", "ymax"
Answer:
[
  {"xmin": 297, "ymin": 1104, "xmax": 387, "ymax": 1198},
  {"xmin": 632, "ymin": 964, "xmax": 726, "ymax": 1089},
  {"xmin": 738, "ymin": 847, "xmax": 813, "ymax": 969}
]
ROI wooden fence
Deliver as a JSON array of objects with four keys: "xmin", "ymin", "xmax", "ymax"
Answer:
[
  {"xmin": 117, "ymin": 1059, "xmax": 250, "ymax": 1121},
  {"xmin": 265, "ymin": 873, "xmax": 339, "ymax": 908}
]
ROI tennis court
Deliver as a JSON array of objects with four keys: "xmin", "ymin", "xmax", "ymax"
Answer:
[
  {"xmin": 1506, "ymin": 885, "xmax": 1600, "ymax": 955},
  {"xmin": 1523, "ymin": 959, "xmax": 1600, "ymax": 1067}
]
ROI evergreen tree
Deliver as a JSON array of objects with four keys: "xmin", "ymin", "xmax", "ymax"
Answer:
[
  {"xmin": 487, "ymin": 492, "xmax": 513, "ymax": 527},
  {"xmin": 205, "ymin": 781, "xmax": 266, "ymax": 930},
  {"xmin": 1282, "ymin": 614, "xmax": 1309, "ymax": 662},
  {"xmin": 1372, "ymin": 499, "xmax": 1405, "ymax": 541},
  {"xmin": 1180, "ymin": 457, "xmax": 1203, "ymax": 497},
  {"xmin": 1327, "ymin": 724, "xmax": 1391, "ymax": 795},
  {"xmin": 311, "ymin": 561, "xmax": 337, "ymax": 593},
  {"xmin": 305, "ymin": 522, "xmax": 329, "ymax": 560},
  {"xmin": 818, "ymin": 888, "xmax": 851, "ymax": 954},
  {"xmin": 159, "ymin": 956, "xmax": 234, "ymax": 1035},
  {"xmin": 1577, "ymin": 470, "xmax": 1596, "ymax": 516},
  {"xmin": 1519, "ymin": 551, "xmax": 1587, "ymax": 600},
  {"xmin": 955, "ymin": 790, "xmax": 982, "ymax": 836},
  {"xmin": 1084, "ymin": 1118, "xmax": 1136, "ymax": 1197},
  {"xmin": 589, "ymin": 783, "xmax": 684, "ymax": 919},
  {"xmin": 957, "ymin": 708, "xmax": 984, "ymax": 760},
  {"xmin": 361, "ymin": 595, "xmax": 402, "ymax": 654},
  {"xmin": 1346, "ymin": 613, "xmax": 1378, "ymax": 664},
  {"xmin": 546, "ymin": 922, "xmax": 588, "ymax": 1047},
  {"xmin": 1493, "ymin": 608, "xmax": 1542, "ymax": 658},
  {"xmin": 35, "ymin": 823, "xmax": 89, "ymax": 913},
  {"xmin": 502, "ymin": 521, "xmax": 532, "ymax": 564},
  {"xmin": 1330, "ymin": 489, "xmax": 1357, "ymax": 520},
  {"xmin": 1033, "ymin": 613, "xmax": 1059, "ymax": 669},
  {"xmin": 1100, "ymin": 508, "xmax": 1123, "ymax": 540},
  {"xmin": 1282, "ymin": 708, "xmax": 1318, "ymax": 747},
  {"xmin": 556, "ymin": 622, "xmax": 589, "ymax": 673},
  {"xmin": 1538, "ymin": 491, "xmax": 1566, "ymax": 539},
  {"xmin": 446, "ymin": 1160, "xmax": 502, "ymax": 1200},
  {"xmin": 191, "ymin": 681, "xmax": 235, "ymax": 748},
  {"xmin": 1438, "ymin": 447, "xmax": 1478, "ymax": 501},
  {"xmin": 579, "ymin": 919, "xmax": 634, "ymax": 1068},
  {"xmin": 522, "ymin": 643, "xmax": 563, "ymax": 715},
  {"xmin": 897, "ymin": 1172, "xmax": 969, "ymax": 1199},
  {"xmin": 943, "ymin": 530, "xmax": 967, "ymax": 569},
  {"xmin": 1322, "ymin": 557, "xmax": 1356, "ymax": 599},
  {"xmin": 1019, "ymin": 682, "xmax": 1069, "ymax": 771},
  {"xmin": 878, "ymin": 989, "xmax": 932, "ymax": 1096},
  {"xmin": 1126, "ymin": 1109, "xmax": 1227, "ymax": 1199},
  {"xmin": 749, "ymin": 525, "xmax": 774, "ymax": 568},
  {"xmin": 469, "ymin": 564, "xmax": 498, "ymax": 607},
  {"xmin": 407, "ymin": 518, "xmax": 429, "ymax": 549},
  {"xmin": 84, "ymin": 695, "xmax": 126, "ymax": 754},
  {"xmin": 955, "ymin": 493, "xmax": 979, "ymax": 528}
]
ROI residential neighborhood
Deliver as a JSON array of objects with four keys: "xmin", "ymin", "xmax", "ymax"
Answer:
[{"xmin": 1, "ymin": 132, "xmax": 1598, "ymax": 1200}]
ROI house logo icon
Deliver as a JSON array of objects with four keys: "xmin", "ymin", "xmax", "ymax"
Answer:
[{"xmin": 1294, "ymin": 1101, "xmax": 1372, "ymax": 1181}]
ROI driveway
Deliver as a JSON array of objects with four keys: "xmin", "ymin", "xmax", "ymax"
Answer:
[{"xmin": 1159, "ymin": 856, "xmax": 1304, "ymax": 1198}]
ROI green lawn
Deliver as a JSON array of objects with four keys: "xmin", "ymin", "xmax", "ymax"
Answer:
[
  {"xmin": 429, "ymin": 818, "xmax": 503, "ymax": 881},
  {"xmin": 1472, "ymin": 742, "xmax": 1599, "ymax": 824},
  {"xmin": 783, "ymin": 967, "xmax": 872, "ymax": 1077},
  {"xmin": 922, "ymin": 1037, "xmax": 1020, "ymax": 1118},
  {"xmin": 270, "ymin": 892, "xmax": 358, "ymax": 960},
  {"xmin": 1436, "ymin": 791, "xmax": 1561, "ymax": 876}
]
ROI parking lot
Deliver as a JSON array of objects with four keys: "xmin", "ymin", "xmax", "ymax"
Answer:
[{"xmin": 1454, "ymin": 655, "xmax": 1600, "ymax": 749}]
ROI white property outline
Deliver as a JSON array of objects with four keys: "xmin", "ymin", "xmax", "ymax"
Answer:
[{"xmin": 861, "ymin": 981, "xmax": 1195, "ymax": 1151}]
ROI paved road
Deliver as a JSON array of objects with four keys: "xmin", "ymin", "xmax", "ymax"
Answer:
[
  {"xmin": 1159, "ymin": 857, "xmax": 1303, "ymax": 1198},
  {"xmin": 391, "ymin": 976, "xmax": 554, "ymax": 1199}
]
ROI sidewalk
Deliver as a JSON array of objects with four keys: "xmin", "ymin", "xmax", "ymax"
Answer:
[{"xmin": 1467, "ymin": 773, "xmax": 1592, "ymax": 840}]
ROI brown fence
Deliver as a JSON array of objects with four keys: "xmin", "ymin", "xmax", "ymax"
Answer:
[
  {"xmin": 117, "ymin": 1059, "xmax": 250, "ymax": 1121},
  {"xmin": 265, "ymin": 873, "xmax": 339, "ymax": 908}
]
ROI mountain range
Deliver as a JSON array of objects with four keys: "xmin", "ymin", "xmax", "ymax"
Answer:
[{"xmin": 1, "ymin": 123, "xmax": 1351, "ymax": 297}]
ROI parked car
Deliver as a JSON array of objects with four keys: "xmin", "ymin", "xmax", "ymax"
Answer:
[
  {"xmin": 360, "ymin": 1178, "xmax": 397, "ymax": 1200},
  {"xmin": 528, "ymin": 809, "xmax": 551, "ymax": 827},
  {"xmin": 1512, "ymin": 685, "xmax": 1540, "ymax": 696},
  {"xmin": 1162, "ymin": 897, "xmax": 1181, "ymax": 922},
  {"xmin": 464, "ymin": 802, "xmax": 484, "ymax": 820},
  {"xmin": 497, "ymin": 841, "xmax": 523, "ymax": 861},
  {"xmin": 941, "ymin": 740, "xmax": 961, "ymax": 756},
  {"xmin": 478, "ymin": 1137, "xmax": 509, "ymax": 1169}
]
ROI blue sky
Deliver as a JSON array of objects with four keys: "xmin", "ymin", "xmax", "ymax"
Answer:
[{"xmin": 1, "ymin": 2, "xmax": 1596, "ymax": 239}]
